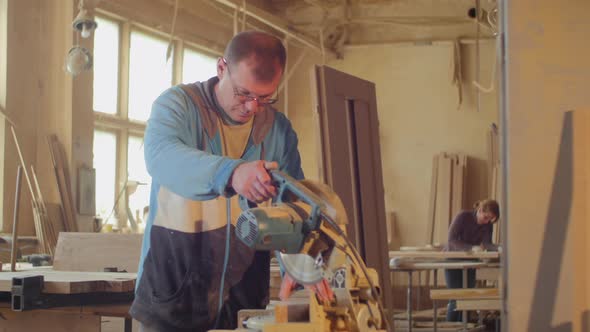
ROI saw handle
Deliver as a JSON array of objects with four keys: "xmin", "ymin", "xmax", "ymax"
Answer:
[{"xmin": 238, "ymin": 170, "xmax": 325, "ymax": 229}]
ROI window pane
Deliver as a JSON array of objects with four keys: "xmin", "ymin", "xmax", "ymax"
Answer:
[
  {"xmin": 93, "ymin": 16, "xmax": 119, "ymax": 115},
  {"xmin": 93, "ymin": 130, "xmax": 117, "ymax": 223},
  {"xmin": 127, "ymin": 135, "xmax": 151, "ymax": 231},
  {"xmin": 128, "ymin": 31, "xmax": 173, "ymax": 122},
  {"xmin": 182, "ymin": 48, "xmax": 217, "ymax": 84}
]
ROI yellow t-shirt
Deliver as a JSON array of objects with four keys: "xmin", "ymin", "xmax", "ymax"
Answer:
[
  {"xmin": 201, "ymin": 117, "xmax": 255, "ymax": 229},
  {"xmin": 217, "ymin": 117, "xmax": 254, "ymax": 159}
]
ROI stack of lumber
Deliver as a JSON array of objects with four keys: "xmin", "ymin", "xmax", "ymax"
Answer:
[
  {"xmin": 47, "ymin": 134, "xmax": 78, "ymax": 233},
  {"xmin": 431, "ymin": 288, "xmax": 501, "ymax": 314},
  {"xmin": 488, "ymin": 124, "xmax": 500, "ymax": 200},
  {"xmin": 426, "ymin": 152, "xmax": 468, "ymax": 247},
  {"xmin": 10, "ymin": 126, "xmax": 59, "ymax": 256},
  {"xmin": 487, "ymin": 124, "xmax": 501, "ymax": 244}
]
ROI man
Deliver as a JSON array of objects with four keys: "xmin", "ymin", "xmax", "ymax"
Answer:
[{"xmin": 130, "ymin": 31, "xmax": 304, "ymax": 331}]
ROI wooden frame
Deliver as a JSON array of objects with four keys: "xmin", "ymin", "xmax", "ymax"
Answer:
[
  {"xmin": 314, "ymin": 65, "xmax": 393, "ymax": 313},
  {"xmin": 77, "ymin": 166, "xmax": 96, "ymax": 216}
]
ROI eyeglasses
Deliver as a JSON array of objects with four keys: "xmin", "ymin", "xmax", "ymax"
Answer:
[{"xmin": 223, "ymin": 58, "xmax": 279, "ymax": 106}]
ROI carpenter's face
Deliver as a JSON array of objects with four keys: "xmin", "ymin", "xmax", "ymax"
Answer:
[{"xmin": 216, "ymin": 57, "xmax": 281, "ymax": 123}]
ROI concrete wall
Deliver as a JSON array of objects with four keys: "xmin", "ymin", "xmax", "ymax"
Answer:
[
  {"xmin": 504, "ymin": 1, "xmax": 590, "ymax": 331},
  {"xmin": 287, "ymin": 42, "xmax": 498, "ymax": 249}
]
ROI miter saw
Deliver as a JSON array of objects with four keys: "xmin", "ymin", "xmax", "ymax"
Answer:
[{"xmin": 233, "ymin": 171, "xmax": 389, "ymax": 332}]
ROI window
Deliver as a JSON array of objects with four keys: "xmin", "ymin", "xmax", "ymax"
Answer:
[
  {"xmin": 182, "ymin": 48, "xmax": 217, "ymax": 84},
  {"xmin": 128, "ymin": 31, "xmax": 173, "ymax": 122},
  {"xmin": 93, "ymin": 130, "xmax": 117, "ymax": 220},
  {"xmin": 92, "ymin": 14, "xmax": 220, "ymax": 231},
  {"xmin": 93, "ymin": 17, "xmax": 119, "ymax": 115},
  {"xmin": 127, "ymin": 135, "xmax": 150, "ymax": 230}
]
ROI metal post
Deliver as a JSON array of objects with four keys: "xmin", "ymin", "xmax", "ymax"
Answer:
[
  {"xmin": 10, "ymin": 166, "xmax": 23, "ymax": 271},
  {"xmin": 124, "ymin": 317, "xmax": 132, "ymax": 332},
  {"xmin": 433, "ymin": 269, "xmax": 438, "ymax": 332},
  {"xmin": 462, "ymin": 268, "xmax": 468, "ymax": 330},
  {"xmin": 408, "ymin": 271, "xmax": 413, "ymax": 332},
  {"xmin": 417, "ymin": 271, "xmax": 422, "ymax": 311}
]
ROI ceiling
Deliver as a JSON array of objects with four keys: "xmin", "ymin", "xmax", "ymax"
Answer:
[
  {"xmin": 94, "ymin": 0, "xmax": 498, "ymax": 57},
  {"xmin": 265, "ymin": 0, "xmax": 498, "ymax": 55}
]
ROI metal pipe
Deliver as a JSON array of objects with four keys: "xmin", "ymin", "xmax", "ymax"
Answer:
[
  {"xmin": 343, "ymin": 37, "xmax": 495, "ymax": 50},
  {"xmin": 475, "ymin": 0, "xmax": 481, "ymax": 112},
  {"xmin": 10, "ymin": 166, "xmax": 23, "ymax": 272}
]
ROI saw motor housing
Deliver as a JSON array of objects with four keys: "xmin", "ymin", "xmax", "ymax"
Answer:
[{"xmin": 234, "ymin": 171, "xmax": 387, "ymax": 331}]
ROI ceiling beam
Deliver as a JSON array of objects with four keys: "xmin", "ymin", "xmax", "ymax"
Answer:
[{"xmin": 211, "ymin": 0, "xmax": 323, "ymax": 54}]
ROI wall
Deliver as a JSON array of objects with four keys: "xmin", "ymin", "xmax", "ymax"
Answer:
[
  {"xmin": 504, "ymin": 1, "xmax": 590, "ymax": 331},
  {"xmin": 2, "ymin": 0, "xmax": 95, "ymax": 236},
  {"xmin": 0, "ymin": 0, "xmax": 7, "ymax": 228},
  {"xmin": 287, "ymin": 41, "xmax": 498, "ymax": 249}
]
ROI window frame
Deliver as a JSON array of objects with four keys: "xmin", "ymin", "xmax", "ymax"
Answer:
[{"xmin": 93, "ymin": 12, "xmax": 221, "ymax": 229}]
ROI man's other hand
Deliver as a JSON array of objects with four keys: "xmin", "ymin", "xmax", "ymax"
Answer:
[{"xmin": 231, "ymin": 160, "xmax": 278, "ymax": 203}]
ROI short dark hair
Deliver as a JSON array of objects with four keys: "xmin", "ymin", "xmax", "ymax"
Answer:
[{"xmin": 224, "ymin": 31, "xmax": 286, "ymax": 82}]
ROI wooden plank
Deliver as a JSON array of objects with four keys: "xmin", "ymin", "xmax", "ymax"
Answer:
[
  {"xmin": 389, "ymin": 250, "xmax": 500, "ymax": 260},
  {"xmin": 394, "ymin": 326, "xmax": 485, "ymax": 332},
  {"xmin": 434, "ymin": 154, "xmax": 453, "ymax": 246},
  {"xmin": 476, "ymin": 267, "xmax": 501, "ymax": 281},
  {"xmin": 455, "ymin": 155, "xmax": 467, "ymax": 216},
  {"xmin": 53, "ymin": 232, "xmax": 143, "ymax": 273},
  {"xmin": 572, "ymin": 110, "xmax": 590, "ymax": 321},
  {"xmin": 456, "ymin": 299, "xmax": 501, "ymax": 311},
  {"xmin": 426, "ymin": 155, "xmax": 439, "ymax": 245},
  {"xmin": 390, "ymin": 260, "xmax": 488, "ymax": 270},
  {"xmin": 430, "ymin": 288, "xmax": 499, "ymax": 300},
  {"xmin": 395, "ymin": 321, "xmax": 479, "ymax": 328},
  {"xmin": 393, "ymin": 308, "xmax": 446, "ymax": 321},
  {"xmin": 0, "ymin": 309, "xmax": 101, "ymax": 332},
  {"xmin": 0, "ymin": 269, "xmax": 136, "ymax": 294},
  {"xmin": 0, "ymin": 301, "xmax": 132, "ymax": 317},
  {"xmin": 274, "ymin": 297, "xmax": 310, "ymax": 323},
  {"xmin": 48, "ymin": 135, "xmax": 78, "ymax": 232}
]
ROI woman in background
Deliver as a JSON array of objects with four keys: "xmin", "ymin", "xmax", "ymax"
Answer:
[{"xmin": 444, "ymin": 199, "xmax": 500, "ymax": 322}]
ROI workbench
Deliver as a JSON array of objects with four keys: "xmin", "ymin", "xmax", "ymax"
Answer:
[
  {"xmin": 0, "ymin": 265, "xmax": 136, "ymax": 331},
  {"xmin": 389, "ymin": 250, "xmax": 500, "ymax": 332},
  {"xmin": 0, "ymin": 232, "xmax": 142, "ymax": 332}
]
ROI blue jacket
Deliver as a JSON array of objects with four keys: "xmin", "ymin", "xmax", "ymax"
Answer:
[{"xmin": 131, "ymin": 77, "xmax": 304, "ymax": 331}]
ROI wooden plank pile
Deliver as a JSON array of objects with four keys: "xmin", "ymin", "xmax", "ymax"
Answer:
[
  {"xmin": 47, "ymin": 134, "xmax": 78, "ymax": 233},
  {"xmin": 10, "ymin": 127, "xmax": 59, "ymax": 256},
  {"xmin": 487, "ymin": 124, "xmax": 501, "ymax": 244},
  {"xmin": 426, "ymin": 152, "xmax": 468, "ymax": 247}
]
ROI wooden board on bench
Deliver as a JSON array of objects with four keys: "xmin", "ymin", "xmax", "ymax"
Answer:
[
  {"xmin": 430, "ymin": 288, "xmax": 499, "ymax": 300},
  {"xmin": 456, "ymin": 299, "xmax": 501, "ymax": 311}
]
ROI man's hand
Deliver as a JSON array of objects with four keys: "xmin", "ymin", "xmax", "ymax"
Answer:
[
  {"xmin": 231, "ymin": 160, "xmax": 278, "ymax": 203},
  {"xmin": 471, "ymin": 245, "xmax": 483, "ymax": 253}
]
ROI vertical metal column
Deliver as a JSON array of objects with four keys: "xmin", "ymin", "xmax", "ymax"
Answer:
[
  {"xmin": 433, "ymin": 269, "xmax": 438, "ymax": 332},
  {"xmin": 407, "ymin": 271, "xmax": 413, "ymax": 332}
]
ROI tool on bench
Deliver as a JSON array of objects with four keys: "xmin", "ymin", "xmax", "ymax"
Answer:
[{"xmin": 234, "ymin": 170, "xmax": 388, "ymax": 331}]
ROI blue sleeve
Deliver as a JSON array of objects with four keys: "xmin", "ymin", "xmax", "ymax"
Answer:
[
  {"xmin": 277, "ymin": 116, "xmax": 304, "ymax": 180},
  {"xmin": 144, "ymin": 88, "xmax": 245, "ymax": 200}
]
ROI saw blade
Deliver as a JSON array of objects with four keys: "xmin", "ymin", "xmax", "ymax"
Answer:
[{"xmin": 277, "ymin": 252, "xmax": 324, "ymax": 285}]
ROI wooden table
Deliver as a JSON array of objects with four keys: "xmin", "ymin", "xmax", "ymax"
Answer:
[
  {"xmin": 389, "ymin": 251, "xmax": 500, "ymax": 332},
  {"xmin": 0, "ymin": 232, "xmax": 141, "ymax": 332}
]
